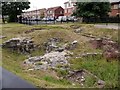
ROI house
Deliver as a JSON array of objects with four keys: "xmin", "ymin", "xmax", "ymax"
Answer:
[
  {"xmin": 22, "ymin": 8, "xmax": 46, "ymax": 19},
  {"xmin": 64, "ymin": 0, "xmax": 76, "ymax": 17},
  {"xmin": 109, "ymin": 2, "xmax": 120, "ymax": 17},
  {"xmin": 46, "ymin": 6, "xmax": 64, "ymax": 19}
]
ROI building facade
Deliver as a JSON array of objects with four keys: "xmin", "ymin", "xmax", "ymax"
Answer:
[
  {"xmin": 109, "ymin": 2, "xmax": 120, "ymax": 17},
  {"xmin": 64, "ymin": 0, "xmax": 76, "ymax": 17},
  {"xmin": 46, "ymin": 6, "xmax": 64, "ymax": 19},
  {"xmin": 22, "ymin": 8, "xmax": 46, "ymax": 19}
]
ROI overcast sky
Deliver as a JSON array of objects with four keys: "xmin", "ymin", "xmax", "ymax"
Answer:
[{"xmin": 25, "ymin": 0, "xmax": 120, "ymax": 11}]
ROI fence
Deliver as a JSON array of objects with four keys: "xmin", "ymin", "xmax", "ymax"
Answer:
[
  {"xmin": 18, "ymin": 18, "xmax": 76, "ymax": 25},
  {"xmin": 18, "ymin": 17, "xmax": 120, "ymax": 25},
  {"xmin": 83, "ymin": 17, "xmax": 120, "ymax": 23}
]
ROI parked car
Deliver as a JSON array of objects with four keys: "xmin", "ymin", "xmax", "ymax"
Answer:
[
  {"xmin": 42, "ymin": 18, "xmax": 49, "ymax": 21},
  {"xmin": 56, "ymin": 16, "xmax": 67, "ymax": 22},
  {"xmin": 56, "ymin": 16, "xmax": 77, "ymax": 22}
]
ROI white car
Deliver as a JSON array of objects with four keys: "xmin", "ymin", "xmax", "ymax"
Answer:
[
  {"xmin": 56, "ymin": 16, "xmax": 67, "ymax": 22},
  {"xmin": 42, "ymin": 18, "xmax": 49, "ymax": 21}
]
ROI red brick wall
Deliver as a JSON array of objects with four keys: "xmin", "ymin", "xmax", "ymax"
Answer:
[
  {"xmin": 54, "ymin": 7, "xmax": 64, "ymax": 18},
  {"xmin": 110, "ymin": 9, "xmax": 120, "ymax": 17}
]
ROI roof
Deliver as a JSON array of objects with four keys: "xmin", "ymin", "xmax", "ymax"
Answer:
[
  {"xmin": 47, "ymin": 6, "xmax": 63, "ymax": 11},
  {"xmin": 64, "ymin": 1, "xmax": 69, "ymax": 4},
  {"xmin": 111, "ymin": 2, "xmax": 120, "ymax": 5},
  {"xmin": 38, "ymin": 8, "xmax": 46, "ymax": 11},
  {"xmin": 24, "ymin": 8, "xmax": 46, "ymax": 13},
  {"xmin": 64, "ymin": 1, "xmax": 76, "ymax": 4}
]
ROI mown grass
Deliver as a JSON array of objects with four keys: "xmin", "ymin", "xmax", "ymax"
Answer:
[{"xmin": 2, "ymin": 23, "xmax": 118, "ymax": 88}]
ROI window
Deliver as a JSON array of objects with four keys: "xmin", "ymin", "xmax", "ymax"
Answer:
[
  {"xmin": 60, "ymin": 11, "xmax": 63, "ymax": 14},
  {"xmin": 68, "ymin": 9, "xmax": 71, "ymax": 13},
  {"xmin": 68, "ymin": 3, "xmax": 70, "ymax": 7},
  {"xmin": 113, "ymin": 4, "xmax": 118, "ymax": 9},
  {"xmin": 65, "ymin": 4, "xmax": 67, "ymax": 8},
  {"xmin": 65, "ymin": 9, "xmax": 67, "ymax": 13},
  {"xmin": 47, "ymin": 11, "xmax": 49, "ymax": 14},
  {"xmin": 50, "ymin": 11, "xmax": 52, "ymax": 14}
]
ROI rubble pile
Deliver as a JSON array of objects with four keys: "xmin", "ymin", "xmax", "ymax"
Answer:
[
  {"xmin": 70, "ymin": 25, "xmax": 80, "ymax": 29},
  {"xmin": 44, "ymin": 37, "xmax": 62, "ymax": 53},
  {"xmin": 77, "ymin": 52, "xmax": 102, "ymax": 58},
  {"xmin": 74, "ymin": 28, "xmax": 83, "ymax": 34},
  {"xmin": 65, "ymin": 40, "xmax": 78, "ymax": 50},
  {"xmin": 89, "ymin": 38, "xmax": 119, "ymax": 60},
  {"xmin": 44, "ymin": 37, "xmax": 78, "ymax": 53},
  {"xmin": 2, "ymin": 37, "xmax": 35, "ymax": 53},
  {"xmin": 66, "ymin": 69, "xmax": 105, "ymax": 88},
  {"xmin": 24, "ymin": 51, "xmax": 71, "ymax": 70},
  {"xmin": 0, "ymin": 35, "xmax": 6, "ymax": 39},
  {"xmin": 23, "ymin": 37, "xmax": 78, "ymax": 70},
  {"xmin": 103, "ymin": 48, "xmax": 120, "ymax": 61}
]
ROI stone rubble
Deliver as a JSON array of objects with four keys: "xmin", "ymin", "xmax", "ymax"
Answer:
[
  {"xmin": 0, "ymin": 35, "xmax": 6, "ymax": 39},
  {"xmin": 97, "ymin": 80, "xmax": 105, "ymax": 88},
  {"xmin": 2, "ymin": 37, "xmax": 36, "ymax": 53},
  {"xmin": 74, "ymin": 28, "xmax": 83, "ymax": 34},
  {"xmin": 44, "ymin": 37, "xmax": 62, "ymax": 53},
  {"xmin": 44, "ymin": 37, "xmax": 78, "ymax": 53},
  {"xmin": 89, "ymin": 38, "xmax": 119, "ymax": 60},
  {"xmin": 80, "ymin": 52, "xmax": 102, "ymax": 57},
  {"xmin": 64, "ymin": 40, "xmax": 78, "ymax": 50},
  {"xmin": 66, "ymin": 69, "xmax": 105, "ymax": 88},
  {"xmin": 24, "ymin": 50, "xmax": 71, "ymax": 70},
  {"xmin": 70, "ymin": 25, "xmax": 80, "ymax": 29}
]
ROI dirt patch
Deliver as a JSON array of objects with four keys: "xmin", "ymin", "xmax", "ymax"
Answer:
[
  {"xmin": 25, "ymin": 28, "xmax": 46, "ymax": 34},
  {"xmin": 89, "ymin": 38, "xmax": 119, "ymax": 60},
  {"xmin": 66, "ymin": 69, "xmax": 105, "ymax": 88}
]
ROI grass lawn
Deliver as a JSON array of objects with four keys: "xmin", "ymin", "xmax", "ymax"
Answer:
[{"xmin": 1, "ymin": 23, "xmax": 118, "ymax": 88}]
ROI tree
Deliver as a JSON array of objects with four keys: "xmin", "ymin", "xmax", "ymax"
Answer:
[
  {"xmin": 2, "ymin": 0, "xmax": 30, "ymax": 22},
  {"xmin": 73, "ymin": 2, "xmax": 111, "ymax": 18}
]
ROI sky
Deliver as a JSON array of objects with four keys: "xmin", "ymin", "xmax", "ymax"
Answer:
[
  {"xmin": 25, "ymin": 0, "xmax": 120, "ymax": 11},
  {"xmin": 26, "ymin": 0, "xmax": 68, "ymax": 11}
]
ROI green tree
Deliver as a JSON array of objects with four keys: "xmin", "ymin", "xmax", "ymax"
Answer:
[
  {"xmin": 2, "ymin": 0, "xmax": 30, "ymax": 22},
  {"xmin": 73, "ymin": 2, "xmax": 111, "ymax": 18}
]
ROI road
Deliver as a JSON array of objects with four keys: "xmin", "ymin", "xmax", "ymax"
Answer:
[
  {"xmin": 94, "ymin": 24, "xmax": 119, "ymax": 30},
  {"xmin": 0, "ymin": 67, "xmax": 39, "ymax": 90}
]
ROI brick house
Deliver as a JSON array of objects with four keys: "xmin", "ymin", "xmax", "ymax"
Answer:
[
  {"xmin": 109, "ymin": 2, "xmax": 120, "ymax": 17},
  {"xmin": 64, "ymin": 1, "xmax": 76, "ymax": 17},
  {"xmin": 46, "ymin": 6, "xmax": 64, "ymax": 19},
  {"xmin": 22, "ymin": 8, "xmax": 46, "ymax": 18}
]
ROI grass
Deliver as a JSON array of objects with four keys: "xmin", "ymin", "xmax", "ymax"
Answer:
[
  {"xmin": 1, "ymin": 23, "xmax": 118, "ymax": 88},
  {"xmin": 42, "ymin": 75, "xmax": 71, "ymax": 85},
  {"xmin": 69, "ymin": 56, "xmax": 118, "ymax": 88}
]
